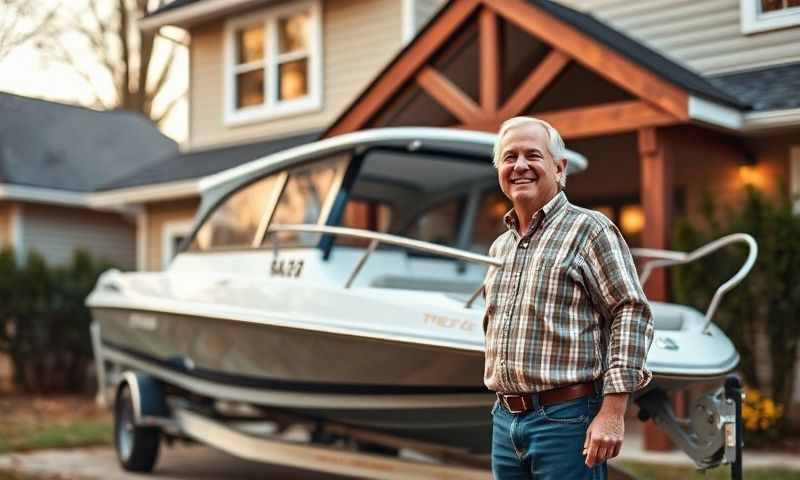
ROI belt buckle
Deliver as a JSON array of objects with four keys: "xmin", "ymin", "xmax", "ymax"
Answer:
[{"xmin": 498, "ymin": 393, "xmax": 528, "ymax": 414}]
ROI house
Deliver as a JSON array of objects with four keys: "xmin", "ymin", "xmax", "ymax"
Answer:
[
  {"xmin": 92, "ymin": 0, "xmax": 446, "ymax": 271},
  {"xmin": 319, "ymin": 0, "xmax": 800, "ymax": 447},
  {"xmin": 91, "ymin": 0, "xmax": 799, "ymax": 449},
  {"xmin": 0, "ymin": 92, "xmax": 178, "ymax": 268}
]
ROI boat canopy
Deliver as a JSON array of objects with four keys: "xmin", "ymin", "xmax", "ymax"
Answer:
[{"xmin": 197, "ymin": 128, "xmax": 587, "ymax": 221}]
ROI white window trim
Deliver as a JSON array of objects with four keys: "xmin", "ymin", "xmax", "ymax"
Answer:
[
  {"xmin": 741, "ymin": 0, "xmax": 800, "ymax": 34},
  {"xmin": 223, "ymin": 0, "xmax": 323, "ymax": 127},
  {"xmin": 791, "ymin": 146, "xmax": 800, "ymax": 215},
  {"xmin": 162, "ymin": 219, "xmax": 194, "ymax": 269},
  {"xmin": 135, "ymin": 207, "xmax": 148, "ymax": 271},
  {"xmin": 402, "ymin": 0, "xmax": 416, "ymax": 44}
]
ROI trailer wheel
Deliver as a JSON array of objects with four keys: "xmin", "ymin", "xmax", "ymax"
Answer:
[{"xmin": 114, "ymin": 383, "xmax": 161, "ymax": 472}]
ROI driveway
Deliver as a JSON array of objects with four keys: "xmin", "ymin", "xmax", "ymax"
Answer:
[{"xmin": 0, "ymin": 444, "xmax": 357, "ymax": 480}]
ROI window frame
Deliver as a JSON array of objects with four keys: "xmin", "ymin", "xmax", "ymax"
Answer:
[
  {"xmin": 223, "ymin": 0, "xmax": 323, "ymax": 126},
  {"xmin": 162, "ymin": 219, "xmax": 195, "ymax": 267},
  {"xmin": 740, "ymin": 0, "xmax": 800, "ymax": 34},
  {"xmin": 261, "ymin": 155, "xmax": 349, "ymax": 248},
  {"xmin": 187, "ymin": 172, "xmax": 288, "ymax": 253}
]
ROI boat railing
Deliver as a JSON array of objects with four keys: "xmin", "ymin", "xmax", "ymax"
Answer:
[
  {"xmin": 630, "ymin": 233, "xmax": 758, "ymax": 334},
  {"xmin": 266, "ymin": 224, "xmax": 501, "ymax": 308}
]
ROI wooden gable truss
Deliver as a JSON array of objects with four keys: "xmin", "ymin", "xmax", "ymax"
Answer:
[{"xmin": 326, "ymin": 0, "xmax": 690, "ymax": 139}]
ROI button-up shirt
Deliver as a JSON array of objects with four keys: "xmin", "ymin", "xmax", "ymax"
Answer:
[{"xmin": 483, "ymin": 192, "xmax": 653, "ymax": 396}]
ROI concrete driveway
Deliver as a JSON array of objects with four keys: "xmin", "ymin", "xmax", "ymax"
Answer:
[{"xmin": 0, "ymin": 444, "xmax": 357, "ymax": 480}]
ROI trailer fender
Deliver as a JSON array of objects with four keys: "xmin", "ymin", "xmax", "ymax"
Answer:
[{"xmin": 118, "ymin": 371, "xmax": 169, "ymax": 426}]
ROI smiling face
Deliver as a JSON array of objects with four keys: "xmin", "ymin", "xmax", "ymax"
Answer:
[{"xmin": 497, "ymin": 122, "xmax": 566, "ymax": 213}]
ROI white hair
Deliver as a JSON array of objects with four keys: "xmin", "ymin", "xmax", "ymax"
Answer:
[{"xmin": 492, "ymin": 116, "xmax": 567, "ymax": 189}]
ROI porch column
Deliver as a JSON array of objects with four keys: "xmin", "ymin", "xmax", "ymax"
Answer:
[
  {"xmin": 637, "ymin": 127, "xmax": 671, "ymax": 300},
  {"xmin": 638, "ymin": 127, "xmax": 678, "ymax": 451}
]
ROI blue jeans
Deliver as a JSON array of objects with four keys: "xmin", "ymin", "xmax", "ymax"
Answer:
[{"xmin": 491, "ymin": 393, "xmax": 607, "ymax": 479}]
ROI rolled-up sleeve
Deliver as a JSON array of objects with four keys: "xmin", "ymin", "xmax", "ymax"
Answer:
[{"xmin": 581, "ymin": 225, "xmax": 654, "ymax": 395}]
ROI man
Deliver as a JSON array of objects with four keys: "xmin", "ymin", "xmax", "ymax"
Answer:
[{"xmin": 483, "ymin": 117, "xmax": 653, "ymax": 479}]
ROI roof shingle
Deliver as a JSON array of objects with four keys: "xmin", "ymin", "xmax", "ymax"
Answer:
[
  {"xmin": 0, "ymin": 93, "xmax": 178, "ymax": 192},
  {"xmin": 101, "ymin": 131, "xmax": 321, "ymax": 190},
  {"xmin": 709, "ymin": 62, "xmax": 800, "ymax": 112}
]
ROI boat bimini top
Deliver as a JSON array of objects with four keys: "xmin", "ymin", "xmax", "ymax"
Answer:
[{"xmin": 196, "ymin": 127, "xmax": 588, "ymax": 226}]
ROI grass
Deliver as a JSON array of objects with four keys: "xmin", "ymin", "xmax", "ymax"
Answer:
[
  {"xmin": 617, "ymin": 460, "xmax": 800, "ymax": 479},
  {"xmin": 0, "ymin": 419, "xmax": 112, "ymax": 454},
  {"xmin": 0, "ymin": 395, "xmax": 113, "ymax": 454}
]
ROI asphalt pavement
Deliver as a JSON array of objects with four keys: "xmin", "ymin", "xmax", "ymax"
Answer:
[{"xmin": 0, "ymin": 444, "xmax": 358, "ymax": 480}]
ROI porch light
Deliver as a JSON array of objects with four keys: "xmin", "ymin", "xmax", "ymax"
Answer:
[
  {"xmin": 738, "ymin": 165, "xmax": 765, "ymax": 188},
  {"xmin": 619, "ymin": 205, "xmax": 645, "ymax": 236}
]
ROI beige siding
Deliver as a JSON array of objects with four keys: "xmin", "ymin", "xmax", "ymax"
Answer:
[
  {"xmin": 558, "ymin": 0, "xmax": 800, "ymax": 74},
  {"xmin": 145, "ymin": 198, "xmax": 200, "ymax": 271},
  {"xmin": 20, "ymin": 203, "xmax": 136, "ymax": 268},
  {"xmin": 415, "ymin": 0, "xmax": 446, "ymax": 31},
  {"xmin": 189, "ymin": 0, "xmax": 403, "ymax": 149}
]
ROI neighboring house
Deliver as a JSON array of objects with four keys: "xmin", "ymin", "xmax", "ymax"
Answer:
[
  {"xmin": 92, "ymin": 0, "xmax": 446, "ymax": 270},
  {"xmin": 0, "ymin": 92, "xmax": 178, "ymax": 268}
]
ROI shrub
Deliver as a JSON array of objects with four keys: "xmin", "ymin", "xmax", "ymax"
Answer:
[
  {"xmin": 672, "ymin": 186, "xmax": 800, "ymax": 428},
  {"xmin": 0, "ymin": 249, "xmax": 113, "ymax": 393}
]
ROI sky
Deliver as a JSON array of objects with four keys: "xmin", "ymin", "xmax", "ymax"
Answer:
[{"xmin": 0, "ymin": 0, "xmax": 188, "ymax": 143}]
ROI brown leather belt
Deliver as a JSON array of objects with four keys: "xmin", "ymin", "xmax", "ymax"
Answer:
[{"xmin": 497, "ymin": 381, "xmax": 598, "ymax": 414}]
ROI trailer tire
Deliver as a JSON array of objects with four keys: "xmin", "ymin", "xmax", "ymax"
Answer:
[{"xmin": 114, "ymin": 383, "xmax": 161, "ymax": 472}]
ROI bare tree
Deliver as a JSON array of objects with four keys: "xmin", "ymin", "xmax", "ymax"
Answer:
[
  {"xmin": 0, "ymin": 0, "xmax": 56, "ymax": 59},
  {"xmin": 40, "ymin": 0, "xmax": 186, "ymax": 125}
]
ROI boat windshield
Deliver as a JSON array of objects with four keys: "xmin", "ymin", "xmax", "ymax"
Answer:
[{"xmin": 333, "ymin": 149, "xmax": 511, "ymax": 254}]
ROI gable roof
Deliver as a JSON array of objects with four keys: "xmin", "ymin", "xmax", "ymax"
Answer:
[
  {"xmin": 100, "ymin": 131, "xmax": 320, "ymax": 191},
  {"xmin": 0, "ymin": 92, "xmax": 177, "ymax": 193},
  {"xmin": 530, "ymin": 0, "xmax": 744, "ymax": 109},
  {"xmin": 326, "ymin": 0, "xmax": 751, "ymax": 138}
]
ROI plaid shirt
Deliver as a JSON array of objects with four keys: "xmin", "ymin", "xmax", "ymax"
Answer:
[{"xmin": 483, "ymin": 192, "xmax": 653, "ymax": 396}]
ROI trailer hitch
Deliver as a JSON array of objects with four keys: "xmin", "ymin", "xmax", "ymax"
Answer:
[{"xmin": 635, "ymin": 375, "xmax": 743, "ymax": 479}]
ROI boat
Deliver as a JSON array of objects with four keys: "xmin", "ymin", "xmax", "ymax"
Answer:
[{"xmin": 87, "ymin": 127, "xmax": 754, "ymax": 473}]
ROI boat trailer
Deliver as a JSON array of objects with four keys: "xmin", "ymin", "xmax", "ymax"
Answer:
[{"xmin": 95, "ymin": 363, "xmax": 745, "ymax": 480}]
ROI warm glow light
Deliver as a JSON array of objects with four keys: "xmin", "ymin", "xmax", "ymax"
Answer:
[
  {"xmin": 490, "ymin": 200, "xmax": 509, "ymax": 218},
  {"xmin": 739, "ymin": 165, "xmax": 764, "ymax": 187},
  {"xmin": 619, "ymin": 205, "xmax": 645, "ymax": 236}
]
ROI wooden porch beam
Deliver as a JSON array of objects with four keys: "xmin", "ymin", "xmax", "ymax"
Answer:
[
  {"xmin": 464, "ymin": 100, "xmax": 678, "ymax": 138},
  {"xmin": 484, "ymin": 0, "xmax": 690, "ymax": 120},
  {"xmin": 497, "ymin": 49, "xmax": 570, "ymax": 120},
  {"xmin": 479, "ymin": 7, "xmax": 501, "ymax": 113},
  {"xmin": 417, "ymin": 67, "xmax": 484, "ymax": 124},
  {"xmin": 638, "ymin": 127, "xmax": 672, "ymax": 301},
  {"xmin": 326, "ymin": 0, "xmax": 482, "ymax": 137}
]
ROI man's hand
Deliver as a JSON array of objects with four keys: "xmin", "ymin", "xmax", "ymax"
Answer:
[{"xmin": 583, "ymin": 393, "xmax": 628, "ymax": 467}]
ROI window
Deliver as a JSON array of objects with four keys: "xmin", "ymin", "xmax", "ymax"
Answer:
[
  {"xmin": 265, "ymin": 158, "xmax": 347, "ymax": 247},
  {"xmin": 162, "ymin": 220, "xmax": 194, "ymax": 267},
  {"xmin": 191, "ymin": 174, "xmax": 283, "ymax": 251},
  {"xmin": 225, "ymin": 1, "xmax": 322, "ymax": 125},
  {"xmin": 741, "ymin": 0, "xmax": 800, "ymax": 34}
]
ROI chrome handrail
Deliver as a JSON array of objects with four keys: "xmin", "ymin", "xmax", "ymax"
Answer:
[
  {"xmin": 631, "ymin": 233, "xmax": 758, "ymax": 334},
  {"xmin": 266, "ymin": 224, "xmax": 500, "ymax": 307}
]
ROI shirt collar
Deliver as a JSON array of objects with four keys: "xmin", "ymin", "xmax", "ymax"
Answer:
[{"xmin": 503, "ymin": 191, "xmax": 568, "ymax": 235}]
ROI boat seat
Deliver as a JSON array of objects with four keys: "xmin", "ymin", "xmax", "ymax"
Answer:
[{"xmin": 370, "ymin": 275, "xmax": 479, "ymax": 294}]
